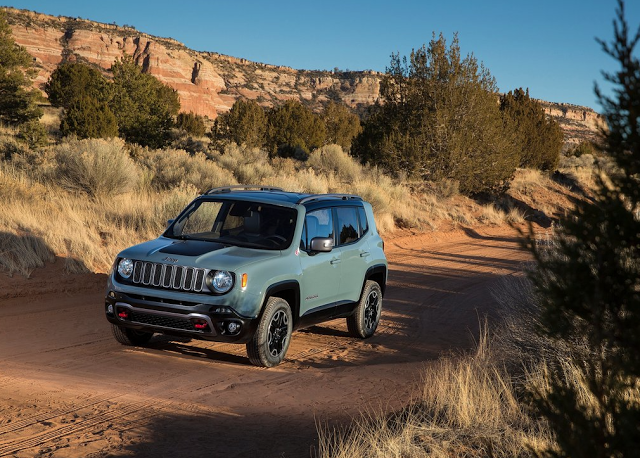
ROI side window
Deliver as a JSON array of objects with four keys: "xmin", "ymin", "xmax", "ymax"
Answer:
[
  {"xmin": 358, "ymin": 207, "xmax": 369, "ymax": 235},
  {"xmin": 336, "ymin": 207, "xmax": 359, "ymax": 245},
  {"xmin": 303, "ymin": 208, "xmax": 334, "ymax": 250}
]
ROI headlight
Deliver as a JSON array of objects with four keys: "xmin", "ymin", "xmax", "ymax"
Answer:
[
  {"xmin": 117, "ymin": 258, "xmax": 134, "ymax": 279},
  {"xmin": 207, "ymin": 270, "xmax": 234, "ymax": 293}
]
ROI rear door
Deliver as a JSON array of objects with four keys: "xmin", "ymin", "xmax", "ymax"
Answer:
[{"xmin": 334, "ymin": 206, "xmax": 370, "ymax": 302}]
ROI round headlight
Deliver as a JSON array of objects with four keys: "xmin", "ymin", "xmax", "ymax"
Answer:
[
  {"xmin": 208, "ymin": 270, "xmax": 233, "ymax": 293},
  {"xmin": 117, "ymin": 258, "xmax": 134, "ymax": 279}
]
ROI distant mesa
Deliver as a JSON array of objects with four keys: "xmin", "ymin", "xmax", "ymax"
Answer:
[{"xmin": 2, "ymin": 7, "xmax": 600, "ymax": 144}]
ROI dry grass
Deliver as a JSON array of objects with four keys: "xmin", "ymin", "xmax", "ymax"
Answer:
[
  {"xmin": 318, "ymin": 331, "xmax": 553, "ymax": 458},
  {"xmin": 0, "ymin": 138, "xmax": 599, "ymax": 277},
  {"xmin": 0, "ymin": 161, "xmax": 198, "ymax": 276}
]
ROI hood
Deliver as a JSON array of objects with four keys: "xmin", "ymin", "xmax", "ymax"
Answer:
[{"xmin": 117, "ymin": 237, "xmax": 281, "ymax": 271}]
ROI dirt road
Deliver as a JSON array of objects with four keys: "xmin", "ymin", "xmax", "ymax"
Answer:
[{"xmin": 0, "ymin": 226, "xmax": 532, "ymax": 457}]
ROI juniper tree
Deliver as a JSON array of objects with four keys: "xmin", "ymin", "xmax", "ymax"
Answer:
[
  {"xmin": 0, "ymin": 11, "xmax": 42, "ymax": 125},
  {"xmin": 353, "ymin": 34, "xmax": 518, "ymax": 194},
  {"xmin": 527, "ymin": 2, "xmax": 640, "ymax": 456}
]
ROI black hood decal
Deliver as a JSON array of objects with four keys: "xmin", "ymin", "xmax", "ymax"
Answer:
[{"xmin": 159, "ymin": 240, "xmax": 227, "ymax": 257}]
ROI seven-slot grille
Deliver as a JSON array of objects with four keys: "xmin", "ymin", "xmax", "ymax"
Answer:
[{"xmin": 131, "ymin": 261, "xmax": 207, "ymax": 293}]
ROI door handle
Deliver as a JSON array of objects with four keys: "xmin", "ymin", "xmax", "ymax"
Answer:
[
  {"xmin": 330, "ymin": 258, "xmax": 341, "ymax": 265},
  {"xmin": 360, "ymin": 252, "xmax": 370, "ymax": 257}
]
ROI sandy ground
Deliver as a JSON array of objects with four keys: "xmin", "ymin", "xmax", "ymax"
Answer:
[{"xmin": 0, "ymin": 225, "xmax": 535, "ymax": 458}]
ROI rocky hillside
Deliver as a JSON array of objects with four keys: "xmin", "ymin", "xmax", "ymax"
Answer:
[{"xmin": 3, "ymin": 7, "xmax": 601, "ymax": 144}]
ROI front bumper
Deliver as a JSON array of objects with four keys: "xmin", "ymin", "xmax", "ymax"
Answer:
[{"xmin": 105, "ymin": 290, "xmax": 259, "ymax": 344}]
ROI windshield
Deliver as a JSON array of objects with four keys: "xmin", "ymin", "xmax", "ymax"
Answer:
[{"xmin": 167, "ymin": 199, "xmax": 297, "ymax": 250}]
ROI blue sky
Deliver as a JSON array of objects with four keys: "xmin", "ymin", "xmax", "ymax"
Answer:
[{"xmin": 3, "ymin": 0, "xmax": 639, "ymax": 110}]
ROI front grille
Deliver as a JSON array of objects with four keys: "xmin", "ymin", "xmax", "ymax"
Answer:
[
  {"xmin": 131, "ymin": 261, "xmax": 207, "ymax": 293},
  {"xmin": 129, "ymin": 310, "xmax": 194, "ymax": 331}
]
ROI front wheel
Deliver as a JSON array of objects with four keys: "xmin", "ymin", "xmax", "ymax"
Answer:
[
  {"xmin": 246, "ymin": 297, "xmax": 293, "ymax": 367},
  {"xmin": 347, "ymin": 280, "xmax": 382, "ymax": 338},
  {"xmin": 112, "ymin": 324, "xmax": 153, "ymax": 346}
]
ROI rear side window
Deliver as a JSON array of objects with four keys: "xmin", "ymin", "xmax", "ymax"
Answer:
[{"xmin": 336, "ymin": 207, "xmax": 359, "ymax": 245}]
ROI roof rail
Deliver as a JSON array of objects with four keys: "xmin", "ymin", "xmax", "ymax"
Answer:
[
  {"xmin": 296, "ymin": 194, "xmax": 363, "ymax": 205},
  {"xmin": 205, "ymin": 185, "xmax": 284, "ymax": 195}
]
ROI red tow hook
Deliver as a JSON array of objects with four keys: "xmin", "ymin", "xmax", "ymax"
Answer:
[
  {"xmin": 194, "ymin": 321, "xmax": 209, "ymax": 330},
  {"xmin": 118, "ymin": 310, "xmax": 129, "ymax": 319}
]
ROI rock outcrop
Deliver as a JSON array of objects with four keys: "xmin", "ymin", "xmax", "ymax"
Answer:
[{"xmin": 3, "ymin": 7, "xmax": 601, "ymax": 144}]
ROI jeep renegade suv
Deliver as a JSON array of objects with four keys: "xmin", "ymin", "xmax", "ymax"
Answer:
[{"xmin": 105, "ymin": 186, "xmax": 388, "ymax": 367}]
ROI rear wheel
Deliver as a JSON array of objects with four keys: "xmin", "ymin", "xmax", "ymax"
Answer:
[
  {"xmin": 112, "ymin": 324, "xmax": 153, "ymax": 346},
  {"xmin": 347, "ymin": 280, "xmax": 382, "ymax": 338},
  {"xmin": 246, "ymin": 297, "xmax": 292, "ymax": 367}
]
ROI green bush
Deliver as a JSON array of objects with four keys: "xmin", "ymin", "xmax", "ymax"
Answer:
[
  {"xmin": 60, "ymin": 96, "xmax": 118, "ymax": 139},
  {"xmin": 44, "ymin": 61, "xmax": 111, "ymax": 109},
  {"xmin": 212, "ymin": 99, "xmax": 267, "ymax": 148},
  {"xmin": 176, "ymin": 112, "xmax": 206, "ymax": 137},
  {"xmin": 321, "ymin": 101, "xmax": 361, "ymax": 151},
  {"xmin": 54, "ymin": 138, "xmax": 140, "ymax": 198},
  {"xmin": 17, "ymin": 120, "xmax": 49, "ymax": 148},
  {"xmin": 266, "ymin": 99, "xmax": 326, "ymax": 157}
]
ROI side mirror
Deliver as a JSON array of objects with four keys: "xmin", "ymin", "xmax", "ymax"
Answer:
[{"xmin": 310, "ymin": 237, "xmax": 334, "ymax": 253}]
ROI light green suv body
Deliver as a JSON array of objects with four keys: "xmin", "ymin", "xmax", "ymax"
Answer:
[{"xmin": 105, "ymin": 186, "xmax": 388, "ymax": 367}]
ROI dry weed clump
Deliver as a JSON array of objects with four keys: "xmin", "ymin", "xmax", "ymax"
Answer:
[
  {"xmin": 0, "ymin": 159, "xmax": 200, "ymax": 276},
  {"xmin": 318, "ymin": 333, "xmax": 552, "ymax": 458},
  {"xmin": 136, "ymin": 147, "xmax": 232, "ymax": 192},
  {"xmin": 54, "ymin": 137, "xmax": 140, "ymax": 198}
]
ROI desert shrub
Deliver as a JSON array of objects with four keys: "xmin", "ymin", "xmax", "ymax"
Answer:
[
  {"xmin": 209, "ymin": 143, "xmax": 275, "ymax": 184},
  {"xmin": 136, "ymin": 147, "xmax": 232, "ymax": 192},
  {"xmin": 307, "ymin": 144, "xmax": 362, "ymax": 183},
  {"xmin": 567, "ymin": 140, "xmax": 598, "ymax": 158},
  {"xmin": 0, "ymin": 135, "xmax": 29, "ymax": 160},
  {"xmin": 17, "ymin": 120, "xmax": 48, "ymax": 148},
  {"xmin": 54, "ymin": 137, "xmax": 140, "ymax": 198}
]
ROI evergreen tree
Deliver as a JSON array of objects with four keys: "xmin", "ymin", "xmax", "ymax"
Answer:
[
  {"xmin": 0, "ymin": 11, "xmax": 43, "ymax": 125},
  {"xmin": 266, "ymin": 99, "xmax": 326, "ymax": 157},
  {"xmin": 353, "ymin": 34, "xmax": 518, "ymax": 195},
  {"xmin": 109, "ymin": 55, "xmax": 180, "ymax": 148},
  {"xmin": 500, "ymin": 88, "xmax": 564, "ymax": 171},
  {"xmin": 60, "ymin": 96, "xmax": 118, "ymax": 139},
  {"xmin": 528, "ymin": 2, "xmax": 640, "ymax": 457},
  {"xmin": 44, "ymin": 61, "xmax": 110, "ymax": 109},
  {"xmin": 321, "ymin": 101, "xmax": 361, "ymax": 151},
  {"xmin": 213, "ymin": 99, "xmax": 267, "ymax": 148}
]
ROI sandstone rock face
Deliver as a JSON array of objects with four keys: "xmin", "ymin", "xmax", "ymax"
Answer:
[
  {"xmin": 3, "ymin": 7, "xmax": 383, "ymax": 119},
  {"xmin": 3, "ymin": 6, "xmax": 601, "ymax": 145}
]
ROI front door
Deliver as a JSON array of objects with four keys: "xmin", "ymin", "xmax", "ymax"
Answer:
[{"xmin": 298, "ymin": 208, "xmax": 341, "ymax": 317}]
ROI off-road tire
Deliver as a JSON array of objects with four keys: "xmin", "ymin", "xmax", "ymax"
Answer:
[
  {"xmin": 246, "ymin": 297, "xmax": 293, "ymax": 367},
  {"xmin": 112, "ymin": 324, "xmax": 154, "ymax": 346},
  {"xmin": 347, "ymin": 280, "xmax": 382, "ymax": 338}
]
